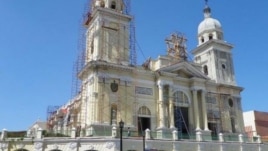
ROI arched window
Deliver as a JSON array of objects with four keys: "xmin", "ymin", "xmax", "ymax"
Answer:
[
  {"xmin": 90, "ymin": 39, "xmax": 94, "ymax": 54},
  {"xmin": 111, "ymin": 104, "xmax": 117, "ymax": 125},
  {"xmin": 138, "ymin": 106, "xmax": 151, "ymax": 116},
  {"xmin": 228, "ymin": 99, "xmax": 233, "ymax": 107},
  {"xmin": 111, "ymin": 1, "xmax": 116, "ymax": 9},
  {"xmin": 201, "ymin": 36, "xmax": 204, "ymax": 43},
  {"xmin": 203, "ymin": 65, "xmax": 208, "ymax": 75},
  {"xmin": 209, "ymin": 34, "xmax": 213, "ymax": 40},
  {"xmin": 173, "ymin": 91, "xmax": 189, "ymax": 106},
  {"xmin": 222, "ymin": 64, "xmax": 226, "ymax": 70}
]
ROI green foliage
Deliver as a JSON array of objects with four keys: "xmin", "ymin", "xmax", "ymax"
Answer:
[
  {"xmin": 42, "ymin": 130, "xmax": 70, "ymax": 137},
  {"xmin": 6, "ymin": 131, "xmax": 26, "ymax": 138}
]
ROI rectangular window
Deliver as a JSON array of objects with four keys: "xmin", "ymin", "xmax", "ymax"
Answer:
[{"xmin": 135, "ymin": 86, "xmax": 153, "ymax": 95}]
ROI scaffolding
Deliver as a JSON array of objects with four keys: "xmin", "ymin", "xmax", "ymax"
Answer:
[
  {"xmin": 46, "ymin": 105, "xmax": 60, "ymax": 131},
  {"xmin": 74, "ymin": 0, "xmax": 136, "ymax": 129},
  {"xmin": 47, "ymin": 0, "xmax": 138, "ymax": 135},
  {"xmin": 71, "ymin": 0, "xmax": 136, "ymax": 95},
  {"xmin": 165, "ymin": 32, "xmax": 188, "ymax": 61}
]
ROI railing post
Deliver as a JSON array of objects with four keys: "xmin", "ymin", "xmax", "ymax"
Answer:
[
  {"xmin": 57, "ymin": 127, "xmax": 61, "ymax": 134},
  {"xmin": 239, "ymin": 134, "xmax": 244, "ymax": 143},
  {"xmin": 256, "ymin": 135, "xmax": 262, "ymax": 144},
  {"xmin": 86, "ymin": 127, "xmax": 93, "ymax": 136},
  {"xmin": 37, "ymin": 128, "xmax": 43, "ymax": 139},
  {"xmin": 196, "ymin": 131, "xmax": 203, "ymax": 142},
  {"xmin": 71, "ymin": 127, "xmax": 76, "ymax": 138},
  {"xmin": 112, "ymin": 126, "xmax": 117, "ymax": 138},
  {"xmin": 63, "ymin": 126, "xmax": 68, "ymax": 135},
  {"xmin": 26, "ymin": 129, "xmax": 32, "ymax": 138},
  {"xmin": 145, "ymin": 129, "xmax": 151, "ymax": 140},
  {"xmin": 219, "ymin": 133, "xmax": 224, "ymax": 142},
  {"xmin": 172, "ymin": 130, "xmax": 178, "ymax": 141},
  {"xmin": 0, "ymin": 129, "xmax": 7, "ymax": 140}
]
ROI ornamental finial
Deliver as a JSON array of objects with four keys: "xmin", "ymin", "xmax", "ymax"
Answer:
[{"xmin": 205, "ymin": 0, "xmax": 208, "ymax": 5}]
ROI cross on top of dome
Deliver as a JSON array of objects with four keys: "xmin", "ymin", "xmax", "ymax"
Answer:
[{"xmin": 203, "ymin": 0, "xmax": 211, "ymax": 18}]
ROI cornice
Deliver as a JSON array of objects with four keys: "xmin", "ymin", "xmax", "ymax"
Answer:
[
  {"xmin": 78, "ymin": 61, "xmax": 134, "ymax": 79},
  {"xmin": 93, "ymin": 7, "xmax": 132, "ymax": 21},
  {"xmin": 218, "ymin": 83, "xmax": 244, "ymax": 92},
  {"xmin": 205, "ymin": 79, "xmax": 244, "ymax": 92},
  {"xmin": 155, "ymin": 71, "xmax": 190, "ymax": 83},
  {"xmin": 192, "ymin": 39, "xmax": 233, "ymax": 55}
]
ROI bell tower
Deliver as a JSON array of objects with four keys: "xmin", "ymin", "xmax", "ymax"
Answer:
[
  {"xmin": 84, "ymin": 0, "xmax": 132, "ymax": 65},
  {"xmin": 192, "ymin": 2, "xmax": 236, "ymax": 85}
]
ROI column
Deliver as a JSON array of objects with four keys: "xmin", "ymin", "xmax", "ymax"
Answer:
[
  {"xmin": 158, "ymin": 83, "xmax": 166, "ymax": 128},
  {"xmin": 192, "ymin": 89, "xmax": 200, "ymax": 130},
  {"xmin": 169, "ymin": 85, "xmax": 175, "ymax": 129},
  {"xmin": 201, "ymin": 90, "xmax": 209, "ymax": 131}
]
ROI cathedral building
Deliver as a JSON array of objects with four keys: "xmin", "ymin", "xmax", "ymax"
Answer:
[
  {"xmin": 46, "ymin": 0, "xmax": 244, "ymax": 139},
  {"xmin": 3, "ymin": 0, "xmax": 268, "ymax": 151}
]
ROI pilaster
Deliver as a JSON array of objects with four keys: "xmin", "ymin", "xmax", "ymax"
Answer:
[
  {"xmin": 157, "ymin": 82, "xmax": 166, "ymax": 129},
  {"xmin": 169, "ymin": 85, "xmax": 175, "ymax": 129},
  {"xmin": 192, "ymin": 89, "xmax": 201, "ymax": 131},
  {"xmin": 201, "ymin": 90, "xmax": 209, "ymax": 131}
]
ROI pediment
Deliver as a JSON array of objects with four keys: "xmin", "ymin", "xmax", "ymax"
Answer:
[{"xmin": 158, "ymin": 61, "xmax": 208, "ymax": 79}]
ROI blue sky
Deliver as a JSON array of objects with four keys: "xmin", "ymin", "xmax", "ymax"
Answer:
[{"xmin": 0, "ymin": 0, "xmax": 267, "ymax": 131}]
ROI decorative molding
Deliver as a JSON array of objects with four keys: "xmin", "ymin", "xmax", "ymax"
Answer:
[
  {"xmin": 0, "ymin": 143, "xmax": 8, "ymax": 149},
  {"xmin": 34, "ymin": 142, "xmax": 43, "ymax": 151},
  {"xmin": 190, "ymin": 86, "xmax": 205, "ymax": 91},
  {"xmin": 157, "ymin": 80, "xmax": 173, "ymax": 87},
  {"xmin": 52, "ymin": 144, "xmax": 59, "ymax": 150},
  {"xmin": 17, "ymin": 143, "xmax": 25, "ymax": 149},
  {"xmin": 105, "ymin": 141, "xmax": 115, "ymax": 149},
  {"xmin": 88, "ymin": 144, "xmax": 95, "ymax": 150}
]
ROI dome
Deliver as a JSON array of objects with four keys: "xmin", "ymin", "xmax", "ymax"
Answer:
[
  {"xmin": 198, "ymin": 5, "xmax": 222, "ymax": 35},
  {"xmin": 198, "ymin": 17, "xmax": 222, "ymax": 35}
]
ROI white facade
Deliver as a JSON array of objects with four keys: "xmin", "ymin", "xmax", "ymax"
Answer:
[{"xmin": 43, "ymin": 0, "xmax": 246, "ymax": 141}]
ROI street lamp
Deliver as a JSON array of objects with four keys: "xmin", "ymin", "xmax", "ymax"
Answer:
[
  {"xmin": 119, "ymin": 120, "xmax": 124, "ymax": 151},
  {"xmin": 143, "ymin": 131, "xmax": 145, "ymax": 151}
]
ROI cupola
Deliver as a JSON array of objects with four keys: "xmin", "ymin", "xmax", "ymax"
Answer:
[
  {"xmin": 197, "ymin": 3, "xmax": 223, "ymax": 45},
  {"xmin": 94, "ymin": 0, "xmax": 124, "ymax": 12}
]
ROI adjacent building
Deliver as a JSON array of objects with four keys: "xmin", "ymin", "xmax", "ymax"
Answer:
[{"xmin": 244, "ymin": 110, "xmax": 268, "ymax": 141}]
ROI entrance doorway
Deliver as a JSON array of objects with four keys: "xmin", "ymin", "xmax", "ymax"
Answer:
[
  {"xmin": 138, "ymin": 117, "xmax": 151, "ymax": 136},
  {"xmin": 174, "ymin": 107, "xmax": 189, "ymax": 138},
  {"xmin": 208, "ymin": 122, "xmax": 218, "ymax": 139}
]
